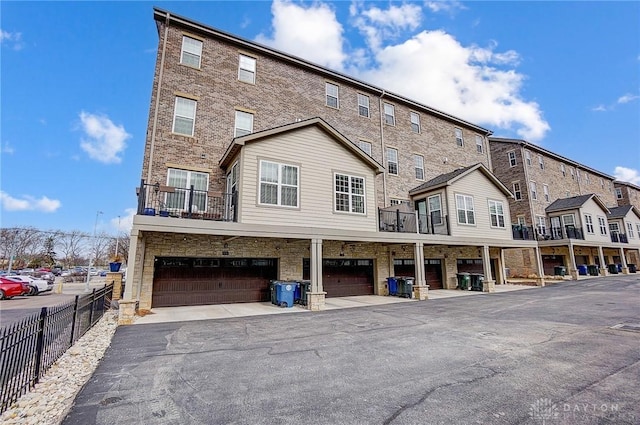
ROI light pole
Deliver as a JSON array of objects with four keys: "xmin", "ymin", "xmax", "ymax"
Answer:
[
  {"xmin": 115, "ymin": 215, "xmax": 121, "ymax": 258},
  {"xmin": 85, "ymin": 210, "xmax": 103, "ymax": 293}
]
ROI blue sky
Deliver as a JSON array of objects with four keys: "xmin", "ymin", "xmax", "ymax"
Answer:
[{"xmin": 2, "ymin": 1, "xmax": 639, "ymax": 235}]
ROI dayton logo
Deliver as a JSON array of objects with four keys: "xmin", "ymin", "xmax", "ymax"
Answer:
[{"xmin": 529, "ymin": 398, "xmax": 559, "ymax": 424}]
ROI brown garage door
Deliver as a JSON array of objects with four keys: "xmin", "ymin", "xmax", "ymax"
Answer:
[
  {"xmin": 152, "ymin": 257, "xmax": 277, "ymax": 307},
  {"xmin": 457, "ymin": 258, "xmax": 498, "ymax": 280},
  {"xmin": 425, "ymin": 259, "xmax": 444, "ymax": 290},
  {"xmin": 542, "ymin": 255, "xmax": 565, "ymax": 276},
  {"xmin": 303, "ymin": 259, "xmax": 374, "ymax": 297}
]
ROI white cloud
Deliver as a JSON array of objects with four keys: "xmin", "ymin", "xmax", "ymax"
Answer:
[
  {"xmin": 256, "ymin": 0, "xmax": 346, "ymax": 70},
  {"xmin": 425, "ymin": 1, "xmax": 466, "ymax": 14},
  {"xmin": 617, "ymin": 93, "xmax": 639, "ymax": 104},
  {"xmin": 111, "ymin": 208, "xmax": 136, "ymax": 232},
  {"xmin": 0, "ymin": 191, "xmax": 61, "ymax": 212},
  {"xmin": 0, "ymin": 29, "xmax": 25, "ymax": 50},
  {"xmin": 2, "ymin": 141, "xmax": 15, "ymax": 154},
  {"xmin": 614, "ymin": 166, "xmax": 640, "ymax": 185},
  {"xmin": 592, "ymin": 104, "xmax": 608, "ymax": 112},
  {"xmin": 259, "ymin": 1, "xmax": 549, "ymax": 141},
  {"xmin": 78, "ymin": 111, "xmax": 130, "ymax": 164}
]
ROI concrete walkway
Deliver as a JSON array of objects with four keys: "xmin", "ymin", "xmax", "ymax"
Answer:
[{"xmin": 132, "ymin": 283, "xmax": 538, "ymax": 325}]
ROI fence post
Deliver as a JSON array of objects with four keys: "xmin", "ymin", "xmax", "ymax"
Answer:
[
  {"xmin": 33, "ymin": 307, "xmax": 48, "ymax": 384},
  {"xmin": 89, "ymin": 288, "xmax": 96, "ymax": 326},
  {"xmin": 70, "ymin": 295, "xmax": 80, "ymax": 345}
]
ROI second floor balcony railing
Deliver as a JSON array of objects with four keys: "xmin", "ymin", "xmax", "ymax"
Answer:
[
  {"xmin": 379, "ymin": 209, "xmax": 450, "ymax": 235},
  {"xmin": 536, "ymin": 225, "xmax": 585, "ymax": 241},
  {"xmin": 136, "ymin": 180, "xmax": 237, "ymax": 222},
  {"xmin": 512, "ymin": 225, "xmax": 535, "ymax": 240},
  {"xmin": 610, "ymin": 233, "xmax": 628, "ymax": 243}
]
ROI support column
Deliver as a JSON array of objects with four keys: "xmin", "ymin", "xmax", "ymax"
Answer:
[
  {"xmin": 499, "ymin": 248, "xmax": 506, "ymax": 285},
  {"xmin": 598, "ymin": 246, "xmax": 608, "ymax": 276},
  {"xmin": 533, "ymin": 246, "xmax": 545, "ymax": 287},
  {"xmin": 619, "ymin": 247, "xmax": 629, "ymax": 274},
  {"xmin": 567, "ymin": 243, "xmax": 578, "ymax": 280},
  {"xmin": 119, "ymin": 230, "xmax": 141, "ymax": 325},
  {"xmin": 308, "ymin": 238, "xmax": 326, "ymax": 311},
  {"xmin": 413, "ymin": 242, "xmax": 428, "ymax": 300},
  {"xmin": 106, "ymin": 272, "xmax": 124, "ymax": 301},
  {"xmin": 481, "ymin": 245, "xmax": 495, "ymax": 293}
]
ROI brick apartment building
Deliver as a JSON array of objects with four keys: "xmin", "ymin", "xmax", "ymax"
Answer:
[
  {"xmin": 489, "ymin": 138, "xmax": 640, "ymax": 278},
  {"xmin": 614, "ymin": 180, "xmax": 640, "ymax": 211},
  {"xmin": 120, "ymin": 8, "xmax": 544, "ymax": 316}
]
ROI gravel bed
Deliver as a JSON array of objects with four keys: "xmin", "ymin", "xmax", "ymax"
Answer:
[{"xmin": 1, "ymin": 311, "xmax": 119, "ymax": 425}]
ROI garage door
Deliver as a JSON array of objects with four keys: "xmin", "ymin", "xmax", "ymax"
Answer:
[
  {"xmin": 541, "ymin": 255, "xmax": 565, "ymax": 276},
  {"xmin": 457, "ymin": 259, "xmax": 497, "ymax": 280},
  {"xmin": 152, "ymin": 257, "xmax": 277, "ymax": 307},
  {"xmin": 425, "ymin": 259, "xmax": 444, "ymax": 290},
  {"xmin": 303, "ymin": 259, "xmax": 374, "ymax": 297}
]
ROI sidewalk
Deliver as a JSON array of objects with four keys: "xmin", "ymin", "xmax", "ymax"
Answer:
[{"xmin": 54, "ymin": 276, "xmax": 112, "ymax": 296}]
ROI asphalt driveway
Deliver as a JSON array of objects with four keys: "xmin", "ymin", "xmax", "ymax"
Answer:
[{"xmin": 62, "ymin": 276, "xmax": 639, "ymax": 425}]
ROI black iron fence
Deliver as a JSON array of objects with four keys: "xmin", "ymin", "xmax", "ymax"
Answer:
[
  {"xmin": 512, "ymin": 225, "xmax": 535, "ymax": 240},
  {"xmin": 0, "ymin": 284, "xmax": 113, "ymax": 414},
  {"xmin": 610, "ymin": 232, "xmax": 629, "ymax": 243},
  {"xmin": 137, "ymin": 179, "xmax": 237, "ymax": 222},
  {"xmin": 536, "ymin": 225, "xmax": 585, "ymax": 241},
  {"xmin": 379, "ymin": 209, "xmax": 450, "ymax": 235}
]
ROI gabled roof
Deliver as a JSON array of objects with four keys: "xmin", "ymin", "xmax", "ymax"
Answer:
[
  {"xmin": 219, "ymin": 117, "xmax": 385, "ymax": 173},
  {"xmin": 408, "ymin": 163, "xmax": 512, "ymax": 197},
  {"xmin": 614, "ymin": 180, "xmax": 640, "ymax": 191},
  {"xmin": 153, "ymin": 7, "xmax": 491, "ymax": 135},
  {"xmin": 607, "ymin": 205, "xmax": 640, "ymax": 220},
  {"xmin": 489, "ymin": 137, "xmax": 614, "ymax": 180},
  {"xmin": 545, "ymin": 194, "xmax": 610, "ymax": 214}
]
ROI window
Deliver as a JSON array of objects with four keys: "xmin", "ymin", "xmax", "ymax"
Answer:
[
  {"xmin": 326, "ymin": 83, "xmax": 339, "ymax": 108},
  {"xmin": 390, "ymin": 199, "xmax": 410, "ymax": 206},
  {"xmin": 570, "ymin": 168, "xmax": 575, "ymax": 179},
  {"xmin": 180, "ymin": 36, "xmax": 202, "ymax": 68},
  {"xmin": 517, "ymin": 216, "xmax": 526, "ymax": 226},
  {"xmin": 576, "ymin": 169, "xmax": 581, "ymax": 182},
  {"xmin": 525, "ymin": 150, "xmax": 531, "ymax": 166},
  {"xmin": 598, "ymin": 216, "xmax": 607, "ymax": 235},
  {"xmin": 530, "ymin": 182, "xmax": 537, "ymax": 200},
  {"xmin": 584, "ymin": 214, "xmax": 594, "ymax": 234},
  {"xmin": 513, "ymin": 182, "xmax": 522, "ymax": 200},
  {"xmin": 173, "ymin": 97, "xmax": 197, "ymax": 136},
  {"xmin": 234, "ymin": 110, "xmax": 253, "ymax": 137},
  {"xmin": 585, "ymin": 174, "xmax": 590, "ymax": 184},
  {"xmin": 455, "ymin": 194, "xmax": 475, "ymax": 225},
  {"xmin": 615, "ymin": 188, "xmax": 623, "ymax": 199},
  {"xmin": 455, "ymin": 128, "xmax": 464, "ymax": 146},
  {"xmin": 259, "ymin": 161, "xmax": 299, "ymax": 207},
  {"xmin": 414, "ymin": 155, "xmax": 424, "ymax": 180},
  {"xmin": 356, "ymin": 140, "xmax": 372, "ymax": 156},
  {"xmin": 410, "ymin": 112, "xmax": 420, "ymax": 133},
  {"xmin": 600, "ymin": 178, "xmax": 604, "ymax": 189},
  {"xmin": 543, "ymin": 184, "xmax": 549, "ymax": 202},
  {"xmin": 335, "ymin": 173, "xmax": 365, "ymax": 214},
  {"xmin": 508, "ymin": 151, "xmax": 517, "ymax": 167},
  {"xmin": 565, "ymin": 191, "xmax": 570, "ymax": 197},
  {"xmin": 357, "ymin": 94, "xmax": 370, "ymax": 117},
  {"xmin": 387, "ymin": 148, "xmax": 398, "ymax": 175},
  {"xmin": 609, "ymin": 222, "xmax": 620, "ymax": 234},
  {"xmin": 637, "ymin": 223, "xmax": 640, "ymax": 236},
  {"xmin": 538, "ymin": 155, "xmax": 544, "ymax": 169},
  {"xmin": 536, "ymin": 216, "xmax": 547, "ymax": 235},
  {"xmin": 627, "ymin": 222, "xmax": 635, "ymax": 238},
  {"xmin": 238, "ymin": 54, "xmax": 256, "ymax": 84},
  {"xmin": 383, "ymin": 103, "xmax": 395, "ymax": 125},
  {"xmin": 428, "ymin": 195, "xmax": 443, "ymax": 225},
  {"xmin": 561, "ymin": 164, "xmax": 566, "ymax": 177},
  {"xmin": 608, "ymin": 181, "xmax": 612, "ymax": 192},
  {"xmin": 488, "ymin": 200, "xmax": 505, "ymax": 228},
  {"xmin": 475, "ymin": 135, "xmax": 484, "ymax": 153},
  {"xmin": 562, "ymin": 214, "xmax": 575, "ymax": 230},
  {"xmin": 166, "ymin": 168, "xmax": 208, "ymax": 211}
]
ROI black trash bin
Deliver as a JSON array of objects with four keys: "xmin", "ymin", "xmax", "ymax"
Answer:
[
  {"xmin": 553, "ymin": 266, "xmax": 566, "ymax": 277},
  {"xmin": 398, "ymin": 277, "xmax": 414, "ymax": 298},
  {"xmin": 628, "ymin": 264, "xmax": 637, "ymax": 273},
  {"xmin": 607, "ymin": 264, "xmax": 618, "ymax": 274},
  {"xmin": 587, "ymin": 265, "xmax": 599, "ymax": 276},
  {"xmin": 470, "ymin": 274, "xmax": 484, "ymax": 291},
  {"xmin": 298, "ymin": 280, "xmax": 311, "ymax": 305},
  {"xmin": 456, "ymin": 273, "xmax": 471, "ymax": 290},
  {"xmin": 269, "ymin": 280, "xmax": 279, "ymax": 305}
]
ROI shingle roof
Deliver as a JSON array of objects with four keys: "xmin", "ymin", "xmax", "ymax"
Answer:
[
  {"xmin": 607, "ymin": 205, "xmax": 633, "ymax": 218},
  {"xmin": 408, "ymin": 164, "xmax": 477, "ymax": 194},
  {"xmin": 545, "ymin": 194, "xmax": 593, "ymax": 213}
]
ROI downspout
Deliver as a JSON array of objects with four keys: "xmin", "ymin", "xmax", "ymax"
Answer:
[
  {"xmin": 522, "ymin": 144, "xmax": 536, "ymax": 230},
  {"xmin": 485, "ymin": 131, "xmax": 494, "ymax": 172},
  {"xmin": 146, "ymin": 13, "xmax": 170, "ymax": 184},
  {"xmin": 379, "ymin": 90, "xmax": 388, "ymax": 206}
]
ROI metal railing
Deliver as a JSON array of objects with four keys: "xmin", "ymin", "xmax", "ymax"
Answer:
[
  {"xmin": 378, "ymin": 209, "xmax": 450, "ymax": 235},
  {"xmin": 0, "ymin": 284, "xmax": 113, "ymax": 414},
  {"xmin": 512, "ymin": 225, "xmax": 534, "ymax": 240},
  {"xmin": 137, "ymin": 180, "xmax": 237, "ymax": 222},
  {"xmin": 537, "ymin": 225, "xmax": 585, "ymax": 241},
  {"xmin": 610, "ymin": 233, "xmax": 628, "ymax": 243}
]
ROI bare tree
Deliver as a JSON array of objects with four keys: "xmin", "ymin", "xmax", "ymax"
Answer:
[
  {"xmin": 92, "ymin": 231, "xmax": 113, "ymax": 266},
  {"xmin": 107, "ymin": 231, "xmax": 131, "ymax": 264},
  {"xmin": 0, "ymin": 227, "xmax": 43, "ymax": 270},
  {"xmin": 56, "ymin": 230, "xmax": 89, "ymax": 268}
]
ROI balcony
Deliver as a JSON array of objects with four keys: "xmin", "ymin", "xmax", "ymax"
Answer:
[
  {"xmin": 536, "ymin": 225, "xmax": 585, "ymax": 241},
  {"xmin": 610, "ymin": 233, "xmax": 628, "ymax": 243},
  {"xmin": 137, "ymin": 180, "xmax": 237, "ymax": 222},
  {"xmin": 378, "ymin": 208, "xmax": 450, "ymax": 235},
  {"xmin": 512, "ymin": 225, "xmax": 534, "ymax": 240}
]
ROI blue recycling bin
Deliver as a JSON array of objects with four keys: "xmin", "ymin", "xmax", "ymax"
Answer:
[
  {"xmin": 578, "ymin": 265, "xmax": 588, "ymax": 276},
  {"xmin": 617, "ymin": 264, "xmax": 623, "ymax": 273},
  {"xmin": 387, "ymin": 277, "xmax": 398, "ymax": 296},
  {"xmin": 275, "ymin": 282, "xmax": 295, "ymax": 307}
]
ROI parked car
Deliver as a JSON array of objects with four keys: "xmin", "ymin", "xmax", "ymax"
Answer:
[
  {"xmin": 0, "ymin": 277, "xmax": 30, "ymax": 299},
  {"xmin": 4, "ymin": 275, "xmax": 53, "ymax": 295}
]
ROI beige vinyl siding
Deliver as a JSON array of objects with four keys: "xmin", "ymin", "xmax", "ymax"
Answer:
[
  {"xmin": 239, "ymin": 126, "xmax": 377, "ymax": 231},
  {"xmin": 619, "ymin": 211, "xmax": 640, "ymax": 247},
  {"xmin": 446, "ymin": 171, "xmax": 513, "ymax": 240},
  {"xmin": 579, "ymin": 200, "xmax": 611, "ymax": 243}
]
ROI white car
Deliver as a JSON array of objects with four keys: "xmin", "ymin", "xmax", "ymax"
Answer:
[{"xmin": 4, "ymin": 275, "xmax": 53, "ymax": 295}]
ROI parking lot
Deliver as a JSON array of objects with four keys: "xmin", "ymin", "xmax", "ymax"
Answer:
[{"xmin": 61, "ymin": 275, "xmax": 639, "ymax": 425}]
